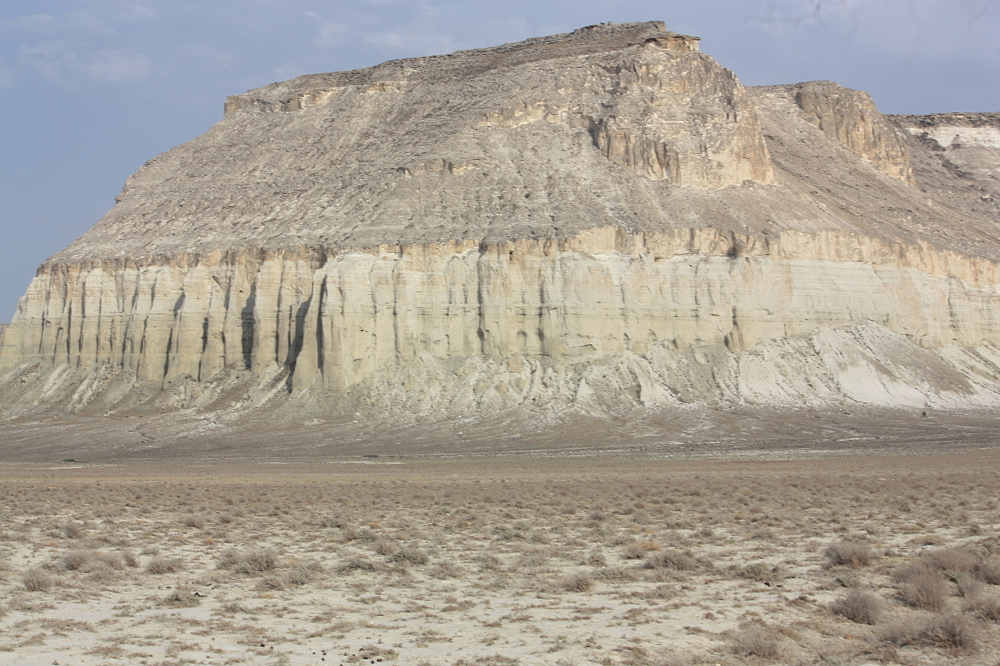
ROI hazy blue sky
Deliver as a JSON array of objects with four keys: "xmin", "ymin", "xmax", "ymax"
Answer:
[{"xmin": 2, "ymin": 0, "xmax": 999, "ymax": 320}]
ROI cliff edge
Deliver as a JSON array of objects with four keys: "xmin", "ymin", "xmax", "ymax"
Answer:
[{"xmin": 2, "ymin": 21, "xmax": 1000, "ymax": 429}]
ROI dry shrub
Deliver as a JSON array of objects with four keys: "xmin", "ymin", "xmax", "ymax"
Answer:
[
  {"xmin": 736, "ymin": 562, "xmax": 783, "ymax": 585},
  {"xmin": 594, "ymin": 566, "xmax": 640, "ymax": 582},
  {"xmin": 62, "ymin": 522, "xmax": 85, "ymax": 539},
  {"xmin": 216, "ymin": 547, "xmax": 240, "ymax": 569},
  {"xmin": 22, "ymin": 567, "xmax": 53, "ymax": 592},
  {"xmin": 286, "ymin": 566, "xmax": 313, "ymax": 586},
  {"xmin": 731, "ymin": 625, "xmax": 782, "ymax": 660},
  {"xmin": 879, "ymin": 614, "xmax": 978, "ymax": 651},
  {"xmin": 963, "ymin": 594, "xmax": 1000, "ymax": 622},
  {"xmin": 974, "ymin": 555, "xmax": 1000, "ymax": 585},
  {"xmin": 561, "ymin": 572, "xmax": 594, "ymax": 592},
  {"xmin": 824, "ymin": 541, "xmax": 872, "ymax": 568},
  {"xmin": 241, "ymin": 547, "xmax": 279, "ymax": 572},
  {"xmin": 955, "ymin": 573, "xmax": 985, "ymax": 598},
  {"xmin": 258, "ymin": 573, "xmax": 286, "ymax": 590},
  {"xmin": 218, "ymin": 547, "xmax": 279, "ymax": 574},
  {"xmin": 830, "ymin": 589, "xmax": 883, "ymax": 624},
  {"xmin": 924, "ymin": 614, "xmax": 980, "ymax": 651},
  {"xmin": 373, "ymin": 537, "xmax": 397, "ymax": 557},
  {"xmin": 62, "ymin": 549, "xmax": 96, "ymax": 571},
  {"xmin": 146, "ymin": 556, "xmax": 182, "ymax": 574},
  {"xmin": 476, "ymin": 554, "xmax": 501, "ymax": 571},
  {"xmin": 892, "ymin": 560, "xmax": 934, "ymax": 583},
  {"xmin": 336, "ymin": 557, "xmax": 385, "ymax": 574},
  {"xmin": 387, "ymin": 546, "xmax": 428, "ymax": 566},
  {"xmin": 923, "ymin": 547, "xmax": 978, "ymax": 575},
  {"xmin": 62, "ymin": 549, "xmax": 126, "ymax": 573},
  {"xmin": 643, "ymin": 549, "xmax": 699, "ymax": 571},
  {"xmin": 621, "ymin": 540, "xmax": 659, "ymax": 560},
  {"xmin": 898, "ymin": 571, "xmax": 949, "ymax": 611},
  {"xmin": 182, "ymin": 515, "xmax": 206, "ymax": 529},
  {"xmin": 160, "ymin": 587, "xmax": 200, "ymax": 607},
  {"xmin": 429, "ymin": 561, "xmax": 464, "ymax": 579}
]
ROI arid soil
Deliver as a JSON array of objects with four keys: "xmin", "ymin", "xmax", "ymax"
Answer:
[{"xmin": 3, "ymin": 440, "xmax": 1000, "ymax": 665}]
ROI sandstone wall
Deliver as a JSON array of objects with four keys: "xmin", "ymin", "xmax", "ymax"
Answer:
[{"xmin": 4, "ymin": 227, "xmax": 1000, "ymax": 412}]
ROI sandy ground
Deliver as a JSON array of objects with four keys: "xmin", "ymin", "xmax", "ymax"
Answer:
[{"xmin": 3, "ymin": 447, "xmax": 1000, "ymax": 666}]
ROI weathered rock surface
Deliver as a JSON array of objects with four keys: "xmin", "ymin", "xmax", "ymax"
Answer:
[{"xmin": 2, "ymin": 21, "xmax": 1000, "ymax": 424}]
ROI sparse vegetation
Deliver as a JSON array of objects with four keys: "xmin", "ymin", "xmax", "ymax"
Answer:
[
  {"xmin": 145, "ymin": 556, "xmax": 182, "ymax": 574},
  {"xmin": 731, "ymin": 625, "xmax": 782, "ymax": 659},
  {"xmin": 2, "ymin": 453, "xmax": 1000, "ymax": 665},
  {"xmin": 642, "ymin": 549, "xmax": 699, "ymax": 571},
  {"xmin": 898, "ymin": 570, "xmax": 950, "ymax": 611},
  {"xmin": 830, "ymin": 589, "xmax": 883, "ymax": 624},
  {"xmin": 560, "ymin": 572, "xmax": 594, "ymax": 592},
  {"xmin": 824, "ymin": 540, "xmax": 873, "ymax": 568},
  {"xmin": 21, "ymin": 567, "xmax": 53, "ymax": 592},
  {"xmin": 879, "ymin": 613, "xmax": 980, "ymax": 651}
]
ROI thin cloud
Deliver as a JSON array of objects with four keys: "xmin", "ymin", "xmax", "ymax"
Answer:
[
  {"xmin": 17, "ymin": 40, "xmax": 148, "ymax": 85},
  {"xmin": 304, "ymin": 11, "xmax": 347, "ymax": 47},
  {"xmin": 0, "ymin": 56, "xmax": 13, "ymax": 88},
  {"xmin": 84, "ymin": 49, "xmax": 149, "ymax": 82},
  {"xmin": 2, "ymin": 10, "xmax": 115, "ymax": 36},
  {"xmin": 17, "ymin": 40, "xmax": 72, "ymax": 84},
  {"xmin": 363, "ymin": 28, "xmax": 456, "ymax": 53}
]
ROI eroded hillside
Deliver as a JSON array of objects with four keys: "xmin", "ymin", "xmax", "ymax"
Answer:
[{"xmin": 2, "ymin": 21, "xmax": 1000, "ymax": 427}]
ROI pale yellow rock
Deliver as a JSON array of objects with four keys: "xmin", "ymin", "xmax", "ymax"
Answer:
[{"xmin": 2, "ymin": 22, "xmax": 1000, "ymax": 418}]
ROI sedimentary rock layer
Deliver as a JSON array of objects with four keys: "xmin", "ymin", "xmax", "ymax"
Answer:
[{"xmin": 2, "ymin": 21, "xmax": 1000, "ymax": 418}]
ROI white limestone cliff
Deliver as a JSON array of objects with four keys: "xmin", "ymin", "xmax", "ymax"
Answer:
[{"xmin": 2, "ymin": 22, "xmax": 1000, "ymax": 420}]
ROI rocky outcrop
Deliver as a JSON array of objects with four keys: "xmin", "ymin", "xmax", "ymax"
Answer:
[
  {"xmin": 892, "ymin": 113, "xmax": 1000, "ymax": 196},
  {"xmin": 3, "ymin": 21, "xmax": 1000, "ymax": 420},
  {"xmin": 4, "ymin": 225, "xmax": 1000, "ymax": 416},
  {"xmin": 755, "ymin": 81, "xmax": 914, "ymax": 184}
]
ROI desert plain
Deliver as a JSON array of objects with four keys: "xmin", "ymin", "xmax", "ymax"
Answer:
[{"xmin": 3, "ymin": 408, "xmax": 1000, "ymax": 666}]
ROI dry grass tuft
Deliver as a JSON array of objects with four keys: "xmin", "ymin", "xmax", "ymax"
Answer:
[
  {"xmin": 736, "ymin": 561, "xmax": 783, "ymax": 585},
  {"xmin": 829, "ymin": 589, "xmax": 883, "ymax": 624},
  {"xmin": 923, "ymin": 546, "xmax": 979, "ymax": 575},
  {"xmin": 974, "ymin": 555, "xmax": 1000, "ymax": 584},
  {"xmin": 879, "ymin": 613, "xmax": 979, "ymax": 651},
  {"xmin": 560, "ymin": 572, "xmax": 594, "ymax": 592},
  {"xmin": 824, "ymin": 541, "xmax": 873, "ymax": 568},
  {"xmin": 182, "ymin": 515, "xmax": 206, "ymax": 529},
  {"xmin": 621, "ymin": 540, "xmax": 660, "ymax": 560},
  {"xmin": 160, "ymin": 587, "xmax": 201, "ymax": 607},
  {"xmin": 898, "ymin": 571, "xmax": 950, "ymax": 611},
  {"xmin": 62, "ymin": 549, "xmax": 97, "ymax": 571},
  {"xmin": 963, "ymin": 594, "xmax": 1000, "ymax": 622},
  {"xmin": 642, "ymin": 549, "xmax": 699, "ymax": 571},
  {"xmin": 730, "ymin": 625, "xmax": 782, "ymax": 659},
  {"xmin": 145, "ymin": 556, "xmax": 182, "ymax": 574},
  {"xmin": 62, "ymin": 521, "xmax": 85, "ymax": 539},
  {"xmin": 387, "ymin": 546, "xmax": 428, "ymax": 566},
  {"xmin": 22, "ymin": 567, "xmax": 53, "ymax": 592},
  {"xmin": 337, "ymin": 556, "xmax": 386, "ymax": 574},
  {"xmin": 218, "ymin": 547, "xmax": 279, "ymax": 574}
]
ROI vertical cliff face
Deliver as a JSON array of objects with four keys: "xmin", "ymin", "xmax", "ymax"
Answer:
[
  {"xmin": 3, "ymin": 22, "xmax": 1000, "ymax": 420},
  {"xmin": 4, "ymin": 227, "xmax": 1000, "ymax": 417},
  {"xmin": 755, "ymin": 81, "xmax": 915, "ymax": 184}
]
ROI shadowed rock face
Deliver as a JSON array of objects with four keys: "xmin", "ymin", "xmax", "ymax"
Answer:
[
  {"xmin": 784, "ymin": 81, "xmax": 915, "ymax": 184},
  {"xmin": 2, "ymin": 21, "xmax": 1000, "ymax": 421}
]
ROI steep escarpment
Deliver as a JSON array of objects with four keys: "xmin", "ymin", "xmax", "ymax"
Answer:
[{"xmin": 2, "ymin": 21, "xmax": 1000, "ymax": 422}]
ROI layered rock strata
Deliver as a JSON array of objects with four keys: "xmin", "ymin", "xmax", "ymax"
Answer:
[{"xmin": 2, "ymin": 21, "xmax": 1000, "ymax": 418}]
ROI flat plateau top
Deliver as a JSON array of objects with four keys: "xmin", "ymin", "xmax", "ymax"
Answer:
[{"xmin": 227, "ymin": 21, "xmax": 687, "ymax": 110}]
